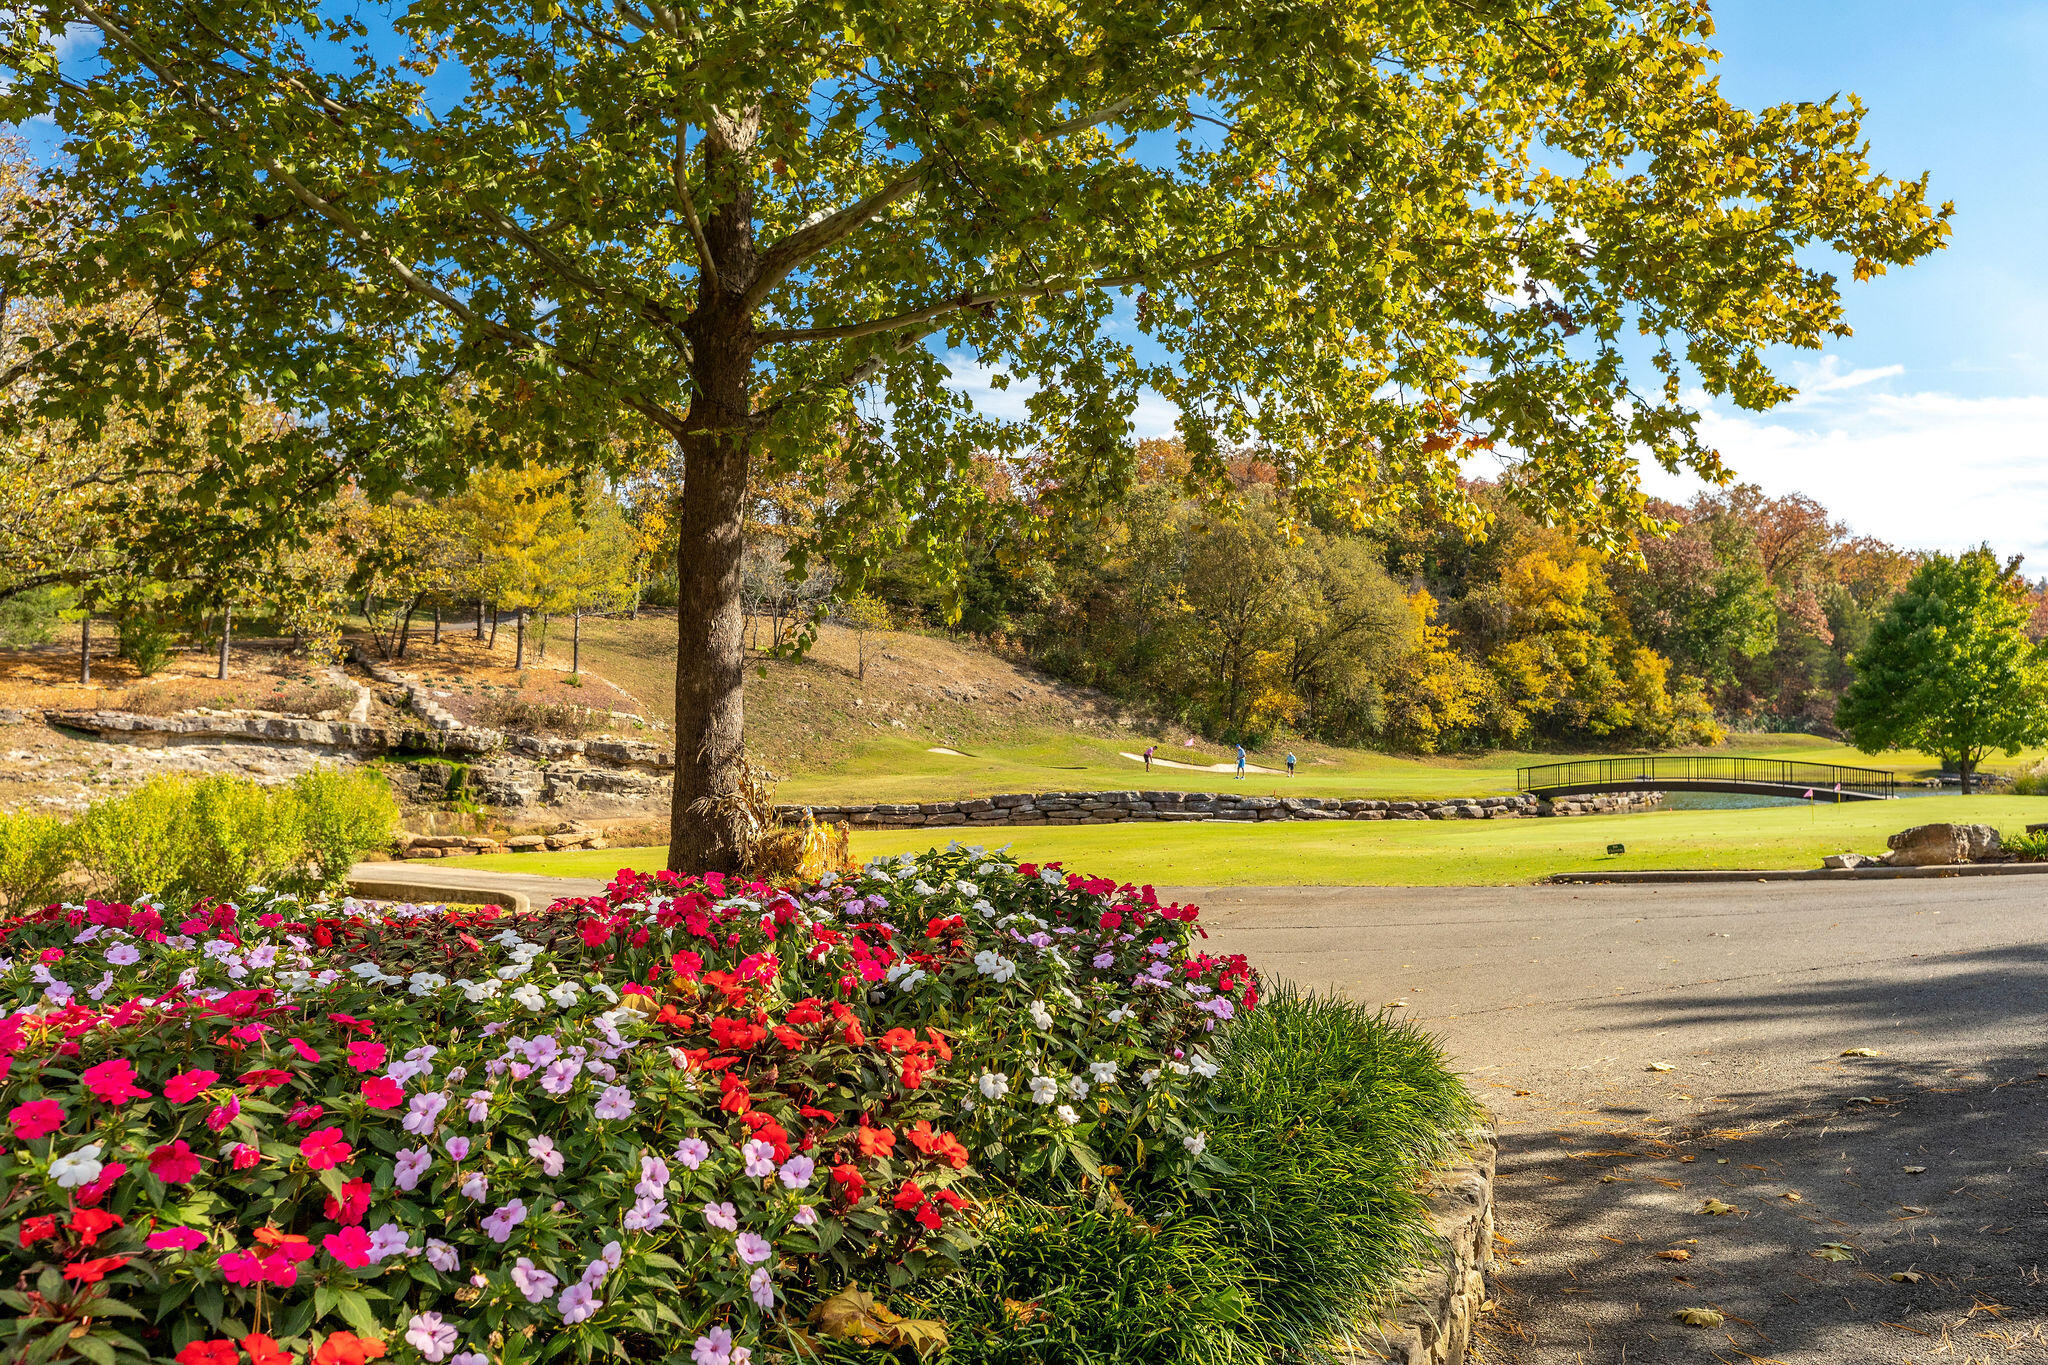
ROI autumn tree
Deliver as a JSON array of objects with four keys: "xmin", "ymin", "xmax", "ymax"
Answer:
[
  {"xmin": 1837, "ymin": 548, "xmax": 2048, "ymax": 792},
  {"xmin": 1, "ymin": 3, "xmax": 1948, "ymax": 870}
]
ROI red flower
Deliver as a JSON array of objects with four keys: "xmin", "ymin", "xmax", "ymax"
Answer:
[
  {"xmin": 840, "ymin": 1019, "xmax": 866, "ymax": 1046},
  {"xmin": 61, "ymin": 1255, "xmax": 128, "ymax": 1284},
  {"xmin": 313, "ymin": 1330, "xmax": 387, "ymax": 1364},
  {"xmin": 237, "ymin": 1068, "xmax": 292, "ymax": 1088},
  {"xmin": 933, "ymin": 1187, "xmax": 967, "ymax": 1211},
  {"xmin": 915, "ymin": 1202, "xmax": 943, "ymax": 1230},
  {"xmin": 326, "ymin": 1013, "xmax": 376, "ymax": 1036},
  {"xmin": 150, "ymin": 1139, "xmax": 203, "ymax": 1184},
  {"xmin": 164, "ymin": 1068, "xmax": 221, "ymax": 1103},
  {"xmin": 345, "ymin": 1041, "xmax": 387, "ymax": 1072},
  {"xmin": 287, "ymin": 1037, "xmax": 322, "ymax": 1064},
  {"xmin": 771, "ymin": 1026, "xmax": 806, "ymax": 1050},
  {"xmin": 708, "ymin": 1016, "xmax": 767, "ymax": 1050},
  {"xmin": 8, "ymin": 1098, "xmax": 65, "ymax": 1139},
  {"xmin": 856, "ymin": 1125, "xmax": 896, "ymax": 1159},
  {"xmin": 74, "ymin": 1163, "xmax": 127, "ymax": 1207},
  {"xmin": 1099, "ymin": 910, "xmax": 1123, "ymax": 930},
  {"xmin": 786, "ymin": 998, "xmax": 825, "ymax": 1027},
  {"xmin": 578, "ymin": 917, "xmax": 613, "ymax": 947},
  {"xmin": 900, "ymin": 1055, "xmax": 936, "ymax": 1089},
  {"xmin": 829, "ymin": 1162, "xmax": 866, "ymax": 1202},
  {"xmin": 323, "ymin": 1177, "xmax": 372, "ymax": 1226},
  {"xmin": 80, "ymin": 1058, "xmax": 151, "ymax": 1104},
  {"xmin": 231, "ymin": 1143, "xmax": 262, "ymax": 1169},
  {"xmin": 301, "ymin": 1127, "xmax": 353, "ymax": 1170},
  {"xmin": 18, "ymin": 1214, "xmax": 57, "ymax": 1247},
  {"xmin": 877, "ymin": 1027, "xmax": 919, "ymax": 1054},
  {"xmin": 359, "ymin": 1077, "xmax": 404, "ymax": 1109},
  {"xmin": 892, "ymin": 1180, "xmax": 926, "ymax": 1211},
  {"xmin": 69, "ymin": 1208, "xmax": 123, "ymax": 1247},
  {"xmin": 904, "ymin": 1121, "xmax": 970, "ymax": 1169},
  {"xmin": 242, "ymin": 1334, "xmax": 294, "ymax": 1365},
  {"xmin": 177, "ymin": 1342, "xmax": 240, "ymax": 1365},
  {"xmin": 322, "ymin": 1225, "xmax": 373, "ymax": 1269}
]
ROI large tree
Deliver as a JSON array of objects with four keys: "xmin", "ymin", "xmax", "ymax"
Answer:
[
  {"xmin": 1838, "ymin": 547, "xmax": 2048, "ymax": 793},
  {"xmin": 0, "ymin": 2, "xmax": 1948, "ymax": 869}
]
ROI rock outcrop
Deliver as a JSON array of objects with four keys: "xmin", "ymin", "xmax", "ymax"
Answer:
[{"xmin": 1883, "ymin": 822, "xmax": 2002, "ymax": 867}]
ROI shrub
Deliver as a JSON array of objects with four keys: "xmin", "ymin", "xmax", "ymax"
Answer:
[
  {"xmin": 292, "ymin": 768, "xmax": 401, "ymax": 891},
  {"xmin": 116, "ymin": 614, "xmax": 178, "ymax": 677},
  {"xmin": 0, "ymin": 811, "xmax": 70, "ymax": 910},
  {"xmin": 183, "ymin": 774, "xmax": 307, "ymax": 901},
  {"xmin": 65, "ymin": 776, "xmax": 194, "ymax": 901},
  {"xmin": 0, "ymin": 849, "xmax": 1259, "ymax": 1362},
  {"xmin": 1176, "ymin": 986, "xmax": 1480, "ymax": 1358},
  {"xmin": 2002, "ymin": 828, "xmax": 2048, "ymax": 861}
]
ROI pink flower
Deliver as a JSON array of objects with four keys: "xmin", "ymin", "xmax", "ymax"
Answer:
[
  {"xmin": 75, "ymin": 1163, "xmax": 126, "ymax": 1206},
  {"xmin": 741, "ymin": 1139, "xmax": 775, "ymax": 1178},
  {"xmin": 163, "ymin": 1069, "xmax": 220, "ymax": 1103},
  {"xmin": 146, "ymin": 1226, "xmax": 208, "ymax": 1252},
  {"xmin": 702, "ymin": 1201, "xmax": 738, "ymax": 1232},
  {"xmin": 425, "ymin": 1239, "xmax": 460, "ymax": 1273},
  {"xmin": 511, "ymin": 1256, "xmax": 557, "ymax": 1302},
  {"xmin": 219, "ymin": 1248, "xmax": 265, "ymax": 1286},
  {"xmin": 322, "ymin": 1225, "xmax": 373, "ymax": 1269},
  {"xmin": 558, "ymin": 1281, "xmax": 602, "ymax": 1324},
  {"xmin": 593, "ymin": 1085, "xmax": 634, "ymax": 1121},
  {"xmin": 8, "ymin": 1099, "xmax": 65, "ymax": 1140},
  {"xmin": 287, "ymin": 1037, "xmax": 321, "ymax": 1064},
  {"xmin": 347, "ymin": 1041, "xmax": 387, "ymax": 1072},
  {"xmin": 674, "ymin": 1137, "xmax": 709, "ymax": 1169},
  {"xmin": 80, "ymin": 1058, "xmax": 151, "ymax": 1104},
  {"xmin": 406, "ymin": 1311, "xmax": 458, "ymax": 1362},
  {"xmin": 300, "ymin": 1127, "xmax": 352, "ymax": 1171},
  {"xmin": 527, "ymin": 1135, "xmax": 564, "ymax": 1176},
  {"xmin": 205, "ymin": 1097, "xmax": 241, "ymax": 1132},
  {"xmin": 692, "ymin": 1328, "xmax": 739, "ymax": 1365},
  {"xmin": 480, "ymin": 1199, "xmax": 528, "ymax": 1243},
  {"xmin": 750, "ymin": 1266, "xmax": 775, "ymax": 1309},
  {"xmin": 394, "ymin": 1146, "xmax": 433, "ymax": 1191},
  {"xmin": 360, "ymin": 1076, "xmax": 405, "ymax": 1109},
  {"xmin": 465, "ymin": 1090, "xmax": 491, "ymax": 1122},
  {"xmin": 445, "ymin": 1134, "xmax": 470, "ymax": 1161},
  {"xmin": 778, "ymin": 1156, "xmax": 815, "ymax": 1190},
  {"xmin": 229, "ymin": 1143, "xmax": 261, "ymax": 1170},
  {"xmin": 459, "ymin": 1171, "xmax": 489, "ymax": 1201},
  {"xmin": 286, "ymin": 1101, "xmax": 326, "ymax": 1128},
  {"xmin": 148, "ymin": 1140, "xmax": 202, "ymax": 1184},
  {"xmin": 792, "ymin": 1205, "xmax": 818, "ymax": 1227},
  {"xmin": 735, "ymin": 1231, "xmax": 772, "ymax": 1265}
]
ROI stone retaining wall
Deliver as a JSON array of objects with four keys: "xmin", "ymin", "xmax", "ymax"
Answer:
[
  {"xmin": 1346, "ymin": 1124, "xmax": 1497, "ymax": 1365},
  {"xmin": 780, "ymin": 789, "xmax": 1659, "ymax": 828}
]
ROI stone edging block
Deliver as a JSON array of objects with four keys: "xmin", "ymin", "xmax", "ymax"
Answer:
[{"xmin": 1343, "ymin": 1122, "xmax": 1497, "ymax": 1365}]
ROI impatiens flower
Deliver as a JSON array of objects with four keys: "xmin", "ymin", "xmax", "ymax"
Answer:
[
  {"xmin": 1089, "ymin": 1060, "xmax": 1119, "ymax": 1083},
  {"xmin": 105, "ymin": 942, "xmax": 141, "ymax": 966},
  {"xmin": 750, "ymin": 1266, "xmax": 776, "ymax": 1309},
  {"xmin": 177, "ymin": 1339, "xmax": 238, "ymax": 1365},
  {"xmin": 149, "ymin": 1139, "xmax": 203, "ymax": 1185},
  {"xmin": 241, "ymin": 1336, "xmax": 293, "ymax": 1365},
  {"xmin": 346, "ymin": 1041, "xmax": 388, "ymax": 1072},
  {"xmin": 445, "ymin": 1135, "xmax": 471, "ymax": 1161},
  {"xmin": 394, "ymin": 1146, "xmax": 432, "ymax": 1191},
  {"xmin": 19, "ymin": 1215, "xmax": 57, "ymax": 1247},
  {"xmin": 324, "ymin": 1177, "xmax": 373, "ymax": 1226},
  {"xmin": 81, "ymin": 1058, "xmax": 151, "ymax": 1104},
  {"xmin": 360, "ymin": 1076, "xmax": 405, "ymax": 1109},
  {"xmin": 301, "ymin": 1127, "xmax": 353, "ymax": 1170},
  {"xmin": 322, "ymin": 1226, "xmax": 374, "ymax": 1269},
  {"xmin": 287, "ymin": 1101, "xmax": 326, "ymax": 1128},
  {"xmin": 230, "ymin": 1143, "xmax": 262, "ymax": 1169},
  {"xmin": 1067, "ymin": 1076, "xmax": 1090, "ymax": 1100},
  {"xmin": 365, "ymin": 1223, "xmax": 413, "ymax": 1264},
  {"xmin": 702, "ymin": 1201, "xmax": 738, "ymax": 1232},
  {"xmin": 312, "ymin": 1330, "xmax": 387, "ymax": 1365},
  {"xmin": 148, "ymin": 1226, "xmax": 209, "ymax": 1252},
  {"xmin": 978, "ymin": 1072, "xmax": 1008, "ymax": 1100},
  {"xmin": 1028, "ymin": 1000, "xmax": 1053, "ymax": 1030},
  {"xmin": 288, "ymin": 1037, "xmax": 322, "ymax": 1064},
  {"xmin": 465, "ymin": 1090, "xmax": 491, "ymax": 1123},
  {"xmin": 792, "ymin": 1205, "xmax": 818, "ymax": 1227},
  {"xmin": 735, "ymin": 1231, "xmax": 772, "ymax": 1265},
  {"xmin": 593, "ymin": 1085, "xmax": 635, "ymax": 1120},
  {"xmin": 9, "ymin": 1098, "xmax": 65, "ymax": 1140},
  {"xmin": 75, "ymin": 1161, "xmax": 126, "ymax": 1207},
  {"xmin": 403, "ymin": 1092, "xmax": 449, "ymax": 1134},
  {"xmin": 219, "ymin": 1249, "xmax": 265, "ymax": 1286},
  {"xmin": 692, "ymin": 1328, "xmax": 738, "ymax": 1365},
  {"xmin": 164, "ymin": 1069, "xmax": 220, "ymax": 1103},
  {"xmin": 778, "ymin": 1155, "xmax": 815, "ymax": 1190},
  {"xmin": 49, "ymin": 1142, "xmax": 105, "ymax": 1189},
  {"xmin": 558, "ymin": 1281, "xmax": 602, "ymax": 1324},
  {"xmin": 425, "ymin": 1239, "xmax": 460, "ymax": 1273},
  {"xmin": 481, "ymin": 1199, "xmax": 528, "ymax": 1243},
  {"xmin": 1029, "ymin": 1075, "xmax": 1057, "ymax": 1105},
  {"xmin": 674, "ymin": 1136, "xmax": 709, "ymax": 1170},
  {"xmin": 1182, "ymin": 1131, "xmax": 1208, "ymax": 1156},
  {"xmin": 512, "ymin": 1257, "xmax": 558, "ymax": 1302},
  {"xmin": 69, "ymin": 1208, "xmax": 122, "ymax": 1247},
  {"xmin": 1054, "ymin": 1104, "xmax": 1079, "ymax": 1126},
  {"xmin": 741, "ymin": 1138, "xmax": 775, "ymax": 1178},
  {"xmin": 540, "ymin": 1058, "xmax": 581, "ymax": 1095},
  {"xmin": 406, "ymin": 1311, "xmax": 458, "ymax": 1361},
  {"xmin": 528, "ymin": 1135, "xmax": 565, "ymax": 1176},
  {"xmin": 237, "ymin": 1068, "xmax": 292, "ymax": 1089},
  {"xmin": 459, "ymin": 1171, "xmax": 489, "ymax": 1200},
  {"xmin": 205, "ymin": 1097, "xmax": 241, "ymax": 1132},
  {"xmin": 62, "ymin": 1254, "xmax": 128, "ymax": 1284}
]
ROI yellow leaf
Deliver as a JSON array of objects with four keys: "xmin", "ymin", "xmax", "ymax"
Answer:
[
  {"xmin": 1841, "ymin": 1047, "xmax": 1884, "ymax": 1057},
  {"xmin": 1655, "ymin": 1249, "xmax": 1692, "ymax": 1262},
  {"xmin": 1699, "ymin": 1198, "xmax": 1740, "ymax": 1216},
  {"xmin": 1812, "ymin": 1245, "xmax": 1856, "ymax": 1263},
  {"xmin": 1903, "ymin": 1165, "xmax": 1926, "ymax": 1174},
  {"xmin": 811, "ymin": 1286, "xmax": 949, "ymax": 1358},
  {"xmin": 1674, "ymin": 1307, "xmax": 1724, "ymax": 1327},
  {"xmin": 1891, "ymin": 1270, "xmax": 1924, "ymax": 1284},
  {"xmin": 1646, "ymin": 1062, "xmax": 1675, "ymax": 1071}
]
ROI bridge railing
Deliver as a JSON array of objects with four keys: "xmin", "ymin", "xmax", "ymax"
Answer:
[{"xmin": 1516, "ymin": 755, "xmax": 1898, "ymax": 800}]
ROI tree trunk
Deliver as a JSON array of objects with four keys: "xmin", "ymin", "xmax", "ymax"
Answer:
[
  {"xmin": 489, "ymin": 605, "xmax": 498, "ymax": 649},
  {"xmin": 432, "ymin": 605, "xmax": 441, "ymax": 646},
  {"xmin": 573, "ymin": 608, "xmax": 582, "ymax": 676},
  {"xmin": 79, "ymin": 615, "xmax": 91, "ymax": 684},
  {"xmin": 1960, "ymin": 758, "xmax": 1976, "ymax": 795},
  {"xmin": 668, "ymin": 105, "xmax": 762, "ymax": 875},
  {"xmin": 217, "ymin": 603, "xmax": 232, "ymax": 679},
  {"xmin": 476, "ymin": 599, "xmax": 486, "ymax": 641},
  {"xmin": 538, "ymin": 611, "xmax": 548, "ymax": 662},
  {"xmin": 397, "ymin": 595, "xmax": 420, "ymax": 659},
  {"xmin": 514, "ymin": 607, "xmax": 526, "ymax": 669}
]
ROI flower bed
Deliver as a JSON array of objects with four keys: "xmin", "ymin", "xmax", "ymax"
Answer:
[{"xmin": 0, "ymin": 848, "xmax": 1258, "ymax": 1363}]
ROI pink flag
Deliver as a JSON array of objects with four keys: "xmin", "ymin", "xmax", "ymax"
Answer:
[{"xmin": 1804, "ymin": 788, "xmax": 1814, "ymax": 799}]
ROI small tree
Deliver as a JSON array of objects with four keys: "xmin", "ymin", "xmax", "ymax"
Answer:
[
  {"xmin": 840, "ymin": 594, "xmax": 892, "ymax": 682},
  {"xmin": 1838, "ymin": 547, "xmax": 2048, "ymax": 793}
]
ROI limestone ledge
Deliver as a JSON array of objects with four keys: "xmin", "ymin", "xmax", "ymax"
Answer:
[{"xmin": 1344, "ymin": 1124, "xmax": 1497, "ymax": 1365}]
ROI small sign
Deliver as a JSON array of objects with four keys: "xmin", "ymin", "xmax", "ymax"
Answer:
[{"xmin": 1606, "ymin": 843, "xmax": 1626, "ymax": 855}]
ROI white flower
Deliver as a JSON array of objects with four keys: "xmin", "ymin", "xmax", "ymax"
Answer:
[
  {"xmin": 1138, "ymin": 1068, "xmax": 1161, "ymax": 1087},
  {"xmin": 913, "ymin": 880, "xmax": 938, "ymax": 896},
  {"xmin": 897, "ymin": 969, "xmax": 927, "ymax": 993},
  {"xmin": 1182, "ymin": 1131, "xmax": 1208, "ymax": 1157},
  {"xmin": 1039, "ymin": 868, "xmax": 1063, "ymax": 885},
  {"xmin": 1088, "ymin": 1060, "xmax": 1119, "ymax": 1084},
  {"xmin": 1054, "ymin": 1104, "xmax": 1079, "ymax": 1126},
  {"xmin": 510, "ymin": 984, "xmax": 546, "ymax": 1012},
  {"xmin": 972, "ymin": 950, "xmax": 1016, "ymax": 983},
  {"xmin": 1168, "ymin": 1060, "xmax": 1191, "ymax": 1076},
  {"xmin": 49, "ymin": 1143, "xmax": 105, "ymax": 1189},
  {"xmin": 978, "ymin": 1072, "xmax": 1009, "ymax": 1100},
  {"xmin": 1190, "ymin": 1053, "xmax": 1219, "ymax": 1079},
  {"xmin": 1028, "ymin": 1000, "xmax": 1052, "ymax": 1030},
  {"xmin": 495, "ymin": 963, "xmax": 531, "ymax": 981},
  {"xmin": 1106, "ymin": 1006, "xmax": 1132, "ymax": 1025},
  {"xmin": 407, "ymin": 972, "xmax": 450, "ymax": 997},
  {"xmin": 547, "ymin": 981, "xmax": 582, "ymax": 1007},
  {"xmin": 954, "ymin": 880, "xmax": 978, "ymax": 897},
  {"xmin": 1029, "ymin": 1075, "xmax": 1058, "ymax": 1105},
  {"xmin": 1067, "ymin": 1076, "xmax": 1091, "ymax": 1101}
]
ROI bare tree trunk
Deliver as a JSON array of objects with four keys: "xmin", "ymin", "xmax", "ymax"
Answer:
[
  {"xmin": 79, "ymin": 615, "xmax": 91, "ymax": 684},
  {"xmin": 217, "ymin": 602, "xmax": 232, "ymax": 680},
  {"xmin": 514, "ymin": 607, "xmax": 526, "ymax": 669},
  {"xmin": 476, "ymin": 599, "xmax": 486, "ymax": 641},
  {"xmin": 538, "ymin": 611, "xmax": 548, "ymax": 663},
  {"xmin": 432, "ymin": 605, "xmax": 441, "ymax": 646},
  {"xmin": 396, "ymin": 595, "xmax": 421, "ymax": 659},
  {"xmin": 573, "ymin": 608, "xmax": 582, "ymax": 676},
  {"xmin": 668, "ymin": 106, "xmax": 761, "ymax": 875},
  {"xmin": 489, "ymin": 605, "xmax": 498, "ymax": 650}
]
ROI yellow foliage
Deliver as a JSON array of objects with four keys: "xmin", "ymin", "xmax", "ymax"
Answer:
[{"xmin": 1382, "ymin": 589, "xmax": 1501, "ymax": 752}]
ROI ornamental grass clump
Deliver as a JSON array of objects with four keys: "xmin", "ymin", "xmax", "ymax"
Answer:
[{"xmin": 0, "ymin": 847, "xmax": 1258, "ymax": 1364}]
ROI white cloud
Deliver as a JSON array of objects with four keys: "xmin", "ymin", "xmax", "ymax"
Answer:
[
  {"xmin": 1646, "ymin": 384, "xmax": 2048, "ymax": 567},
  {"xmin": 50, "ymin": 23, "xmax": 101, "ymax": 61},
  {"xmin": 1787, "ymin": 355, "xmax": 1905, "ymax": 398},
  {"xmin": 939, "ymin": 353, "xmax": 1180, "ymax": 440}
]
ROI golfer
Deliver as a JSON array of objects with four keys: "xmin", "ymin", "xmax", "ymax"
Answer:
[
  {"xmin": 1285, "ymin": 752, "xmax": 1296, "ymax": 777},
  {"xmin": 1234, "ymin": 744, "xmax": 1246, "ymax": 779},
  {"xmin": 1143, "ymin": 744, "xmax": 1157, "ymax": 773}
]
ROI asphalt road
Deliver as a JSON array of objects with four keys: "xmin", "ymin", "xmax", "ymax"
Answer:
[{"xmin": 1184, "ymin": 881, "xmax": 2048, "ymax": 1365}]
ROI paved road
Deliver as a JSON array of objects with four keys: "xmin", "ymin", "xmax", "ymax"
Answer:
[{"xmin": 1184, "ymin": 882, "xmax": 2048, "ymax": 1365}]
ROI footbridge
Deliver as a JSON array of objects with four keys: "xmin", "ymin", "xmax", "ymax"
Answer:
[{"xmin": 1517, "ymin": 756, "xmax": 1899, "ymax": 803}]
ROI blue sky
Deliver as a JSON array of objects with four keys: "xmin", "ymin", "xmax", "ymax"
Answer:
[{"xmin": 1634, "ymin": 2, "xmax": 2048, "ymax": 563}]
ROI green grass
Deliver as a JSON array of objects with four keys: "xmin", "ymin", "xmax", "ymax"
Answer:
[{"xmin": 465, "ymin": 793, "xmax": 2048, "ymax": 886}]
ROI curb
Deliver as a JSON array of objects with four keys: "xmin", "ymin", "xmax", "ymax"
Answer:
[
  {"xmin": 1547, "ymin": 862, "xmax": 2048, "ymax": 885},
  {"xmin": 346, "ymin": 877, "xmax": 532, "ymax": 912},
  {"xmin": 1346, "ymin": 1123, "xmax": 1496, "ymax": 1365}
]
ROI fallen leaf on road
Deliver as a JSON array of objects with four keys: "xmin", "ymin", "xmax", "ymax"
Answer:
[
  {"xmin": 1699, "ymin": 1198, "xmax": 1740, "ymax": 1216},
  {"xmin": 1514, "ymin": 1089, "xmax": 1533, "ymax": 1096},
  {"xmin": 1779, "ymin": 1191, "xmax": 1804, "ymax": 1202},
  {"xmin": 1842, "ymin": 1047, "xmax": 1885, "ymax": 1057},
  {"xmin": 1647, "ymin": 1062, "xmax": 1675, "ymax": 1071},
  {"xmin": 1656, "ymin": 1249, "xmax": 1692, "ymax": 1261},
  {"xmin": 1385, "ymin": 1000, "xmax": 1410, "ymax": 1009},
  {"xmin": 1891, "ymin": 1271, "xmax": 1925, "ymax": 1284},
  {"xmin": 1903, "ymin": 1165, "xmax": 1926, "ymax": 1174},
  {"xmin": 1899, "ymin": 1206, "xmax": 1929, "ymax": 1216},
  {"xmin": 1673, "ymin": 1307, "xmax": 1724, "ymax": 1327},
  {"xmin": 1812, "ymin": 1243, "xmax": 1857, "ymax": 1263}
]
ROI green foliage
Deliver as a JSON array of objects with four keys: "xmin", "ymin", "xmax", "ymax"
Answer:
[
  {"xmin": 291, "ymin": 768, "xmax": 402, "ymax": 891},
  {"xmin": 914, "ymin": 1202, "xmax": 1265, "ymax": 1365},
  {"xmin": 0, "ymin": 583, "xmax": 72, "ymax": 647},
  {"xmin": 2000, "ymin": 828, "xmax": 2048, "ymax": 861},
  {"xmin": 0, "ymin": 809, "xmax": 69, "ymax": 910},
  {"xmin": 1838, "ymin": 547, "xmax": 2048, "ymax": 788},
  {"xmin": 114, "ymin": 612, "xmax": 176, "ymax": 677},
  {"xmin": 1159, "ymin": 987, "xmax": 1479, "ymax": 1358},
  {"xmin": 182, "ymin": 773, "xmax": 307, "ymax": 901},
  {"xmin": 67, "ymin": 776, "xmax": 195, "ymax": 901}
]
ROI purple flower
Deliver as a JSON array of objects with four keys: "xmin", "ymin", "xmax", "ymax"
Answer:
[
  {"xmin": 452, "ymin": 1355, "xmax": 488, "ymax": 1365},
  {"xmin": 1092, "ymin": 951, "xmax": 1115, "ymax": 969},
  {"xmin": 394, "ymin": 1146, "xmax": 433, "ymax": 1191},
  {"xmin": 636, "ymin": 1153, "xmax": 670, "ymax": 1197},
  {"xmin": 622, "ymin": 1196, "xmax": 668, "ymax": 1231},
  {"xmin": 600, "ymin": 1240, "xmax": 622, "ymax": 1271},
  {"xmin": 511, "ymin": 1256, "xmax": 558, "ymax": 1303},
  {"xmin": 106, "ymin": 943, "xmax": 141, "ymax": 966},
  {"xmin": 692, "ymin": 1328, "xmax": 737, "ymax": 1365},
  {"xmin": 735, "ymin": 1230, "xmax": 772, "ymax": 1265},
  {"xmin": 481, "ymin": 1199, "xmax": 529, "ymax": 1243},
  {"xmin": 404, "ymin": 1092, "xmax": 449, "ymax": 1136},
  {"xmin": 529, "ymin": 1134, "xmax": 564, "ymax": 1176},
  {"xmin": 446, "ymin": 1134, "xmax": 472, "ymax": 1161},
  {"xmin": 425, "ymin": 1239, "xmax": 460, "ymax": 1273},
  {"xmin": 792, "ymin": 1205, "xmax": 819, "ymax": 1227},
  {"xmin": 558, "ymin": 1282, "xmax": 602, "ymax": 1324},
  {"xmin": 541, "ymin": 1058, "xmax": 582, "ymax": 1095},
  {"xmin": 750, "ymin": 1266, "xmax": 775, "ymax": 1309},
  {"xmin": 579, "ymin": 1255, "xmax": 609, "ymax": 1287},
  {"xmin": 674, "ymin": 1136, "xmax": 710, "ymax": 1169},
  {"xmin": 465, "ymin": 1090, "xmax": 491, "ymax": 1123},
  {"xmin": 593, "ymin": 1085, "xmax": 635, "ymax": 1121},
  {"xmin": 741, "ymin": 1138, "xmax": 776, "ymax": 1178},
  {"xmin": 702, "ymin": 1201, "xmax": 738, "ymax": 1232},
  {"xmin": 460, "ymin": 1170, "xmax": 489, "ymax": 1200},
  {"xmin": 406, "ymin": 1311, "xmax": 459, "ymax": 1362},
  {"xmin": 523, "ymin": 1034, "xmax": 561, "ymax": 1066},
  {"xmin": 365, "ymin": 1223, "xmax": 413, "ymax": 1264},
  {"xmin": 778, "ymin": 1155, "xmax": 815, "ymax": 1190}
]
